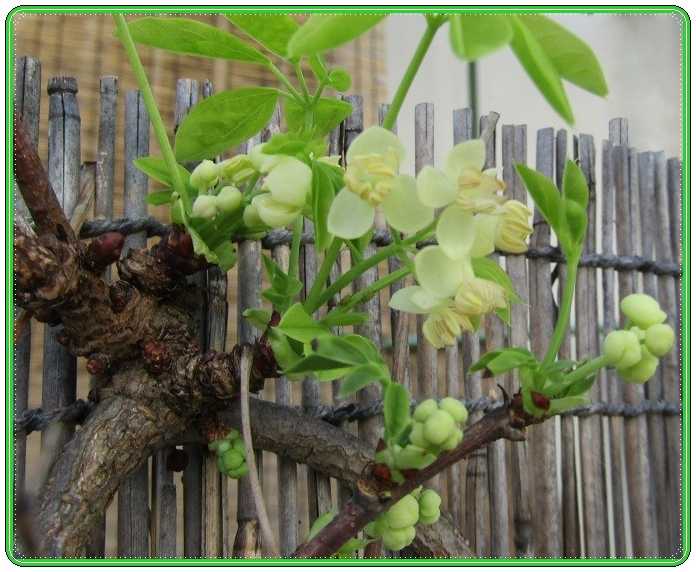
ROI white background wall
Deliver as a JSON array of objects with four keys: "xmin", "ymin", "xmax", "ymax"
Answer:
[{"xmin": 385, "ymin": 13, "xmax": 683, "ymax": 171}]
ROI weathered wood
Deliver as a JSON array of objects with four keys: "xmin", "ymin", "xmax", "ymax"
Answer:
[
  {"xmin": 638, "ymin": 151, "xmax": 670, "ymax": 556},
  {"xmin": 454, "ymin": 107, "xmax": 489, "ymax": 556},
  {"xmin": 42, "ymin": 76, "xmax": 80, "ymax": 471},
  {"xmin": 527, "ymin": 127, "xmax": 561, "ymax": 557},
  {"xmin": 656, "ymin": 154, "xmax": 682, "ymax": 556},
  {"xmin": 613, "ymin": 143, "xmax": 659, "ymax": 557},
  {"xmin": 12, "ymin": 56, "xmax": 40, "ymax": 519},
  {"xmin": 502, "ymin": 123, "xmax": 533, "ymax": 557},
  {"xmin": 117, "ymin": 89, "xmax": 150, "ymax": 558},
  {"xmin": 576, "ymin": 134, "xmax": 609, "ymax": 557},
  {"xmin": 86, "ymin": 74, "xmax": 118, "ymax": 560}
]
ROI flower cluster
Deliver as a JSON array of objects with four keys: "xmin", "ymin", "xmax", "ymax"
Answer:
[
  {"xmin": 365, "ymin": 487, "xmax": 442, "ymax": 551},
  {"xmin": 190, "ymin": 158, "xmax": 251, "ymax": 220},
  {"xmin": 602, "ymin": 294, "xmax": 675, "ymax": 384},
  {"xmin": 208, "ymin": 429, "xmax": 249, "ymax": 480}
]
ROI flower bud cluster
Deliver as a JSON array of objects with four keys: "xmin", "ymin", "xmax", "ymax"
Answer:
[
  {"xmin": 189, "ymin": 159, "xmax": 248, "ymax": 221},
  {"xmin": 365, "ymin": 487, "xmax": 442, "ymax": 551},
  {"xmin": 603, "ymin": 294, "xmax": 675, "ymax": 384},
  {"xmin": 208, "ymin": 429, "xmax": 249, "ymax": 479}
]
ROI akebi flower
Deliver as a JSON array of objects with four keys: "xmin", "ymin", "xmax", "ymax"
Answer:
[
  {"xmin": 252, "ymin": 156, "xmax": 312, "ymax": 228},
  {"xmin": 189, "ymin": 160, "xmax": 220, "ymax": 192},
  {"xmin": 495, "ymin": 200, "xmax": 534, "ymax": 253},
  {"xmin": 215, "ymin": 186, "xmax": 243, "ymax": 214},
  {"xmin": 191, "ymin": 194, "xmax": 218, "ymax": 219},
  {"xmin": 219, "ymin": 155, "xmax": 256, "ymax": 186},
  {"xmin": 327, "ymin": 126, "xmax": 434, "ymax": 239}
]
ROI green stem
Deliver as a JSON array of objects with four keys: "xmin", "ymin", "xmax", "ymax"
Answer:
[
  {"xmin": 113, "ymin": 15, "xmax": 190, "ymax": 211},
  {"xmin": 304, "ymin": 237, "xmax": 343, "ymax": 312},
  {"xmin": 542, "ymin": 255, "xmax": 580, "ymax": 368},
  {"xmin": 295, "ymin": 62, "xmax": 311, "ymax": 100},
  {"xmin": 562, "ymin": 355, "xmax": 610, "ymax": 385},
  {"xmin": 382, "ymin": 18, "xmax": 444, "ymax": 131},
  {"xmin": 328, "ymin": 266, "xmax": 410, "ymax": 316},
  {"xmin": 288, "ymin": 216, "xmax": 303, "ymax": 281},
  {"xmin": 269, "ymin": 62, "xmax": 304, "ymax": 102},
  {"xmin": 307, "ymin": 223, "xmax": 434, "ymax": 314}
]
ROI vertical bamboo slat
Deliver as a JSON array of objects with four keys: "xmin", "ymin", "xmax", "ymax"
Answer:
[
  {"xmin": 527, "ymin": 127, "xmax": 561, "ymax": 557},
  {"xmin": 13, "ymin": 55, "xmax": 40, "ymax": 512},
  {"xmin": 117, "ymin": 89, "xmax": 150, "ymax": 558},
  {"xmin": 454, "ymin": 108, "xmax": 489, "ymax": 556},
  {"xmin": 501, "ymin": 123, "xmax": 533, "ymax": 557},
  {"xmin": 42, "ymin": 77, "xmax": 80, "ymax": 468}
]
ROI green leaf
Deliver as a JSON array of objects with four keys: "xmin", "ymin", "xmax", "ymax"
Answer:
[
  {"xmin": 517, "ymin": 15, "xmax": 608, "ymax": 97},
  {"xmin": 212, "ymin": 241, "xmax": 237, "ymax": 271},
  {"xmin": 470, "ymin": 347, "xmax": 535, "ymax": 374},
  {"xmin": 277, "ymin": 303, "xmax": 329, "ymax": 343},
  {"xmin": 383, "ymin": 383, "xmax": 411, "ymax": 444},
  {"xmin": 261, "ymin": 254, "xmax": 303, "ymax": 312},
  {"xmin": 146, "ymin": 190, "xmax": 174, "ymax": 206},
  {"xmin": 563, "ymin": 199, "xmax": 588, "ymax": 250},
  {"xmin": 225, "ymin": 14, "xmax": 299, "ymax": 58},
  {"xmin": 308, "ymin": 511, "xmax": 337, "ymax": 540},
  {"xmin": 338, "ymin": 363, "xmax": 385, "ymax": 398},
  {"xmin": 262, "ymin": 132, "xmax": 327, "ymax": 160},
  {"xmin": 449, "ymin": 14, "xmax": 513, "ymax": 60},
  {"xmin": 320, "ymin": 311, "xmax": 368, "ymax": 328},
  {"xmin": 284, "ymin": 353, "xmax": 354, "ymax": 375},
  {"xmin": 243, "ymin": 308, "xmax": 272, "ymax": 330},
  {"xmin": 561, "ymin": 373, "xmax": 596, "ymax": 398},
  {"xmin": 515, "ymin": 164, "xmax": 568, "ymax": 244},
  {"xmin": 287, "ymin": 15, "xmax": 386, "ymax": 57},
  {"xmin": 311, "ymin": 161, "xmax": 339, "ymax": 251},
  {"xmin": 471, "ymin": 257, "xmax": 522, "ymax": 304},
  {"xmin": 133, "ymin": 156, "xmax": 193, "ymax": 187},
  {"xmin": 311, "ymin": 334, "xmax": 377, "ymax": 366},
  {"xmin": 175, "ymin": 88, "xmax": 278, "ymax": 162},
  {"xmin": 509, "ymin": 16, "xmax": 573, "ymax": 124},
  {"xmin": 268, "ymin": 328, "xmax": 302, "ymax": 372},
  {"xmin": 561, "ymin": 160, "xmax": 589, "ymax": 209},
  {"xmin": 285, "ymin": 96, "xmax": 352, "ymax": 137},
  {"xmin": 127, "ymin": 17, "xmax": 269, "ymax": 64}
]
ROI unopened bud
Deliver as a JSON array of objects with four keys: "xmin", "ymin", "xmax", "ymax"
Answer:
[
  {"xmin": 620, "ymin": 293, "xmax": 667, "ymax": 329},
  {"xmin": 617, "ymin": 346, "xmax": 659, "ymax": 384},
  {"xmin": 645, "ymin": 323, "xmax": 675, "ymax": 357},
  {"xmin": 192, "ymin": 195, "xmax": 218, "ymax": 219},
  {"xmin": 189, "ymin": 159, "xmax": 219, "ymax": 191},
  {"xmin": 215, "ymin": 186, "xmax": 243, "ymax": 214},
  {"xmin": 603, "ymin": 330, "xmax": 642, "ymax": 368}
]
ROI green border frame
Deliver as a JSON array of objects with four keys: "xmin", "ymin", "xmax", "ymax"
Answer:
[{"xmin": 4, "ymin": 4, "xmax": 691, "ymax": 566}]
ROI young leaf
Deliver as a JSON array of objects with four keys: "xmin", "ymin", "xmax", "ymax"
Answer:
[
  {"xmin": 213, "ymin": 241, "xmax": 237, "ymax": 271},
  {"xmin": 127, "ymin": 17, "xmax": 269, "ymax": 64},
  {"xmin": 261, "ymin": 254, "xmax": 303, "ymax": 312},
  {"xmin": 509, "ymin": 16, "xmax": 573, "ymax": 124},
  {"xmin": 515, "ymin": 164, "xmax": 568, "ymax": 245},
  {"xmin": 285, "ymin": 96, "xmax": 352, "ymax": 137},
  {"xmin": 320, "ymin": 311, "xmax": 368, "ymax": 328},
  {"xmin": 449, "ymin": 14, "xmax": 513, "ymax": 60},
  {"xmin": 338, "ymin": 363, "xmax": 385, "ymax": 398},
  {"xmin": 146, "ymin": 190, "xmax": 173, "ymax": 206},
  {"xmin": 563, "ymin": 199, "xmax": 588, "ymax": 249},
  {"xmin": 547, "ymin": 394, "xmax": 591, "ymax": 415},
  {"xmin": 225, "ymin": 14, "xmax": 299, "ymax": 58},
  {"xmin": 517, "ymin": 15, "xmax": 608, "ymax": 97},
  {"xmin": 383, "ymin": 383, "xmax": 411, "ymax": 444},
  {"xmin": 561, "ymin": 159, "xmax": 589, "ymax": 209},
  {"xmin": 287, "ymin": 15, "xmax": 386, "ymax": 58},
  {"xmin": 133, "ymin": 156, "xmax": 192, "ymax": 187},
  {"xmin": 276, "ymin": 303, "xmax": 329, "ymax": 343},
  {"xmin": 312, "ymin": 334, "xmax": 377, "ymax": 366},
  {"xmin": 268, "ymin": 328, "xmax": 302, "ymax": 372},
  {"xmin": 311, "ymin": 161, "xmax": 339, "ymax": 250},
  {"xmin": 472, "ymin": 256, "xmax": 522, "ymax": 304},
  {"xmin": 243, "ymin": 308, "xmax": 272, "ymax": 330},
  {"xmin": 284, "ymin": 353, "xmax": 355, "ymax": 375},
  {"xmin": 485, "ymin": 349, "xmax": 537, "ymax": 376},
  {"xmin": 308, "ymin": 511, "xmax": 337, "ymax": 540},
  {"xmin": 175, "ymin": 88, "xmax": 278, "ymax": 162},
  {"xmin": 470, "ymin": 347, "xmax": 535, "ymax": 373}
]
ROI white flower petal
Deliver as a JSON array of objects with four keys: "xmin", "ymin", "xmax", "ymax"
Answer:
[
  {"xmin": 416, "ymin": 166, "xmax": 458, "ymax": 208},
  {"xmin": 346, "ymin": 126, "xmax": 405, "ymax": 167},
  {"xmin": 389, "ymin": 286, "xmax": 440, "ymax": 314},
  {"xmin": 445, "ymin": 139, "xmax": 486, "ymax": 180},
  {"xmin": 249, "ymin": 143, "xmax": 282, "ymax": 174},
  {"xmin": 470, "ymin": 214, "xmax": 499, "ymax": 257},
  {"xmin": 414, "ymin": 245, "xmax": 464, "ymax": 299},
  {"xmin": 252, "ymin": 194, "xmax": 300, "ymax": 228},
  {"xmin": 382, "ymin": 175, "xmax": 435, "ymax": 234},
  {"xmin": 264, "ymin": 157, "xmax": 312, "ymax": 207},
  {"xmin": 327, "ymin": 188, "xmax": 375, "ymax": 239},
  {"xmin": 436, "ymin": 205, "xmax": 476, "ymax": 259}
]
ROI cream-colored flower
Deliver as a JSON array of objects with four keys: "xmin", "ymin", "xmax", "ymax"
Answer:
[
  {"xmin": 253, "ymin": 156, "xmax": 312, "ymax": 228},
  {"xmin": 494, "ymin": 200, "xmax": 533, "ymax": 253},
  {"xmin": 454, "ymin": 275, "xmax": 508, "ymax": 316}
]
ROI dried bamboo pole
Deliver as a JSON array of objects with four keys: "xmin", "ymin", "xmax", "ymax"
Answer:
[
  {"xmin": 13, "ymin": 55, "xmax": 40, "ymax": 514},
  {"xmin": 479, "ymin": 113, "xmax": 513, "ymax": 558},
  {"xmin": 454, "ymin": 107, "xmax": 489, "ymax": 556},
  {"xmin": 117, "ymin": 89, "xmax": 150, "ymax": 558},
  {"xmin": 656, "ymin": 154, "xmax": 681, "ymax": 556},
  {"xmin": 501, "ymin": 123, "xmax": 534, "ymax": 557},
  {"xmin": 638, "ymin": 151, "xmax": 670, "ymax": 555},
  {"xmin": 527, "ymin": 127, "xmax": 561, "ymax": 557},
  {"xmin": 612, "ymin": 141, "xmax": 659, "ymax": 557},
  {"xmin": 86, "ymin": 74, "xmax": 118, "ymax": 559},
  {"xmin": 575, "ymin": 134, "xmax": 609, "ymax": 557}
]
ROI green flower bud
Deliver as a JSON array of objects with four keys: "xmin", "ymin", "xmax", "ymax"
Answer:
[
  {"xmin": 439, "ymin": 397, "xmax": 468, "ymax": 424},
  {"xmin": 419, "ymin": 489, "xmax": 442, "ymax": 516},
  {"xmin": 409, "ymin": 422, "xmax": 428, "ymax": 448},
  {"xmin": 603, "ymin": 330, "xmax": 642, "ymax": 368},
  {"xmin": 189, "ymin": 159, "xmax": 220, "ymax": 191},
  {"xmin": 222, "ymin": 449, "xmax": 244, "ymax": 471},
  {"xmin": 192, "ymin": 194, "xmax": 218, "ymax": 219},
  {"xmin": 215, "ymin": 186, "xmax": 243, "ymax": 214},
  {"xmin": 249, "ymin": 143, "xmax": 283, "ymax": 174},
  {"xmin": 366, "ymin": 514, "xmax": 387, "ymax": 538},
  {"xmin": 232, "ymin": 439, "xmax": 246, "ymax": 455},
  {"xmin": 410, "ymin": 486, "xmax": 423, "ymax": 500},
  {"xmin": 418, "ymin": 509, "xmax": 441, "ymax": 525},
  {"xmin": 630, "ymin": 326, "xmax": 646, "ymax": 341},
  {"xmin": 219, "ymin": 155, "xmax": 256, "ymax": 185},
  {"xmin": 385, "ymin": 495, "xmax": 419, "ymax": 529},
  {"xmin": 216, "ymin": 440, "xmax": 231, "ymax": 455},
  {"xmin": 617, "ymin": 346, "xmax": 659, "ymax": 384},
  {"xmin": 440, "ymin": 427, "xmax": 464, "ymax": 451},
  {"xmin": 645, "ymin": 323, "xmax": 675, "ymax": 357},
  {"xmin": 620, "ymin": 293, "xmax": 667, "ymax": 329},
  {"xmin": 228, "ymin": 462, "xmax": 249, "ymax": 479},
  {"xmin": 413, "ymin": 399, "xmax": 438, "ymax": 422},
  {"xmin": 382, "ymin": 526, "xmax": 416, "ymax": 551},
  {"xmin": 394, "ymin": 444, "xmax": 436, "ymax": 470},
  {"xmin": 208, "ymin": 439, "xmax": 224, "ymax": 452},
  {"xmin": 329, "ymin": 68, "xmax": 352, "ymax": 92},
  {"xmin": 424, "ymin": 410, "xmax": 456, "ymax": 446},
  {"xmin": 242, "ymin": 203, "xmax": 264, "ymax": 228}
]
